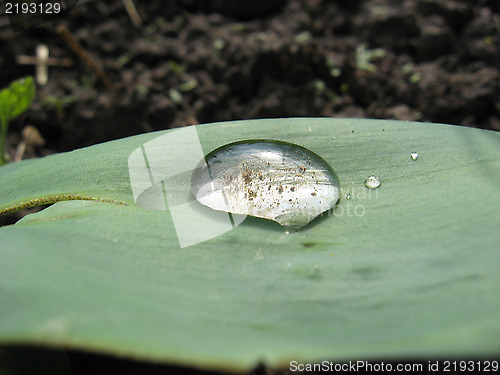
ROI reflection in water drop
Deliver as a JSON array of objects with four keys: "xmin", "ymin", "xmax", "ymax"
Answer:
[
  {"xmin": 411, "ymin": 152, "xmax": 418, "ymax": 160},
  {"xmin": 191, "ymin": 140, "xmax": 341, "ymax": 229},
  {"xmin": 365, "ymin": 175, "xmax": 381, "ymax": 189}
]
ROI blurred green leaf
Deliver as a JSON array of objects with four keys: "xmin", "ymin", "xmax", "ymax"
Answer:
[
  {"xmin": 0, "ymin": 76, "xmax": 35, "ymax": 124},
  {"xmin": 0, "ymin": 118, "xmax": 499, "ymax": 371},
  {"xmin": 0, "ymin": 76, "xmax": 36, "ymax": 165}
]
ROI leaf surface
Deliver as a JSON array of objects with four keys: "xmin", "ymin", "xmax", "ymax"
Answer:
[{"xmin": 1, "ymin": 118, "xmax": 499, "ymax": 371}]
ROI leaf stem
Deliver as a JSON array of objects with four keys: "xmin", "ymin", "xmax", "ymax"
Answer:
[{"xmin": 0, "ymin": 117, "xmax": 8, "ymax": 166}]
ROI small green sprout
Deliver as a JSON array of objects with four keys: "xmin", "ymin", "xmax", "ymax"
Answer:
[
  {"xmin": 179, "ymin": 78, "xmax": 198, "ymax": 92},
  {"xmin": 0, "ymin": 76, "xmax": 36, "ymax": 166},
  {"xmin": 356, "ymin": 44, "xmax": 386, "ymax": 72},
  {"xmin": 294, "ymin": 31, "xmax": 312, "ymax": 44},
  {"xmin": 168, "ymin": 88, "xmax": 183, "ymax": 104},
  {"xmin": 167, "ymin": 60, "xmax": 187, "ymax": 75}
]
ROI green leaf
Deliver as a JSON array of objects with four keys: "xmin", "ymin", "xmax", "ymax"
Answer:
[
  {"xmin": 0, "ymin": 76, "xmax": 36, "ymax": 165},
  {"xmin": 0, "ymin": 76, "xmax": 35, "ymax": 126},
  {"xmin": 0, "ymin": 119, "xmax": 499, "ymax": 371}
]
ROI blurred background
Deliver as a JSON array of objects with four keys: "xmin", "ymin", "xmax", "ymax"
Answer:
[{"xmin": 0, "ymin": 0, "xmax": 499, "ymax": 158}]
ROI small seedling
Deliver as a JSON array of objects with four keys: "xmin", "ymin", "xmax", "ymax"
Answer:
[
  {"xmin": 0, "ymin": 76, "xmax": 36, "ymax": 166},
  {"xmin": 356, "ymin": 43, "xmax": 386, "ymax": 72}
]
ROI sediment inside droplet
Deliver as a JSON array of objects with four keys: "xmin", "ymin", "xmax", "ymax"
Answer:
[{"xmin": 191, "ymin": 140, "xmax": 341, "ymax": 229}]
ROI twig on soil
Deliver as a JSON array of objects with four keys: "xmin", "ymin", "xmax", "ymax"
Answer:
[
  {"xmin": 16, "ymin": 44, "xmax": 73, "ymax": 85},
  {"xmin": 122, "ymin": 0, "xmax": 142, "ymax": 28},
  {"xmin": 56, "ymin": 24, "xmax": 115, "ymax": 91}
]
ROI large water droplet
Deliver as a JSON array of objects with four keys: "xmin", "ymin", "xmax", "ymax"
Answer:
[
  {"xmin": 365, "ymin": 175, "xmax": 381, "ymax": 189},
  {"xmin": 191, "ymin": 140, "xmax": 341, "ymax": 229}
]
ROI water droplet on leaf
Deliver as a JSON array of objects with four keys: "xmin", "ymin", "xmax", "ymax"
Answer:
[
  {"xmin": 411, "ymin": 151, "xmax": 418, "ymax": 160},
  {"xmin": 365, "ymin": 175, "xmax": 381, "ymax": 189},
  {"xmin": 191, "ymin": 140, "xmax": 341, "ymax": 229}
]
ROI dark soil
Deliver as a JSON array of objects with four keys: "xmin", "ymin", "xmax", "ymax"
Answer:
[
  {"xmin": 1, "ymin": 0, "xmax": 499, "ymax": 157},
  {"xmin": 0, "ymin": 0, "xmax": 499, "ymax": 373}
]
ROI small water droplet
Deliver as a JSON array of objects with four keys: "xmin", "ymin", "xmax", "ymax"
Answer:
[
  {"xmin": 191, "ymin": 140, "xmax": 341, "ymax": 229},
  {"xmin": 345, "ymin": 192, "xmax": 351, "ymax": 200},
  {"xmin": 365, "ymin": 175, "xmax": 381, "ymax": 189},
  {"xmin": 411, "ymin": 151, "xmax": 418, "ymax": 160}
]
